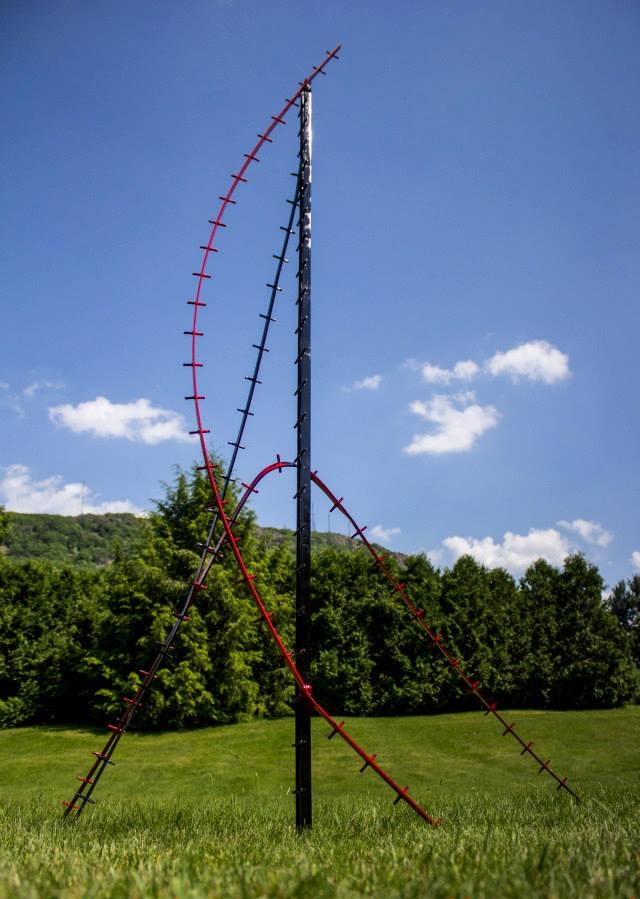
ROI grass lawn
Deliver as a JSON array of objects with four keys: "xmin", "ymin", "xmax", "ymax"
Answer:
[{"xmin": 0, "ymin": 708, "xmax": 638, "ymax": 898}]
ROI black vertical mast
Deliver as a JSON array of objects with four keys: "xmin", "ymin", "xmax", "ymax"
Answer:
[{"xmin": 294, "ymin": 83, "xmax": 313, "ymax": 831}]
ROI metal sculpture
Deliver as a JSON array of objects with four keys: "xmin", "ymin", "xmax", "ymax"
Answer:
[{"xmin": 63, "ymin": 45, "xmax": 580, "ymax": 827}]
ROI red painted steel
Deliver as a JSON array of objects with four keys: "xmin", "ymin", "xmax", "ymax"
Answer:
[
  {"xmin": 186, "ymin": 44, "xmax": 341, "ymax": 452},
  {"xmin": 64, "ymin": 41, "xmax": 579, "ymax": 823},
  {"xmin": 225, "ymin": 463, "xmax": 581, "ymax": 803}
]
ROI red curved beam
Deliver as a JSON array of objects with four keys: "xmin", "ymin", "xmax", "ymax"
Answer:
[
  {"xmin": 185, "ymin": 44, "xmax": 341, "ymax": 458},
  {"xmin": 190, "ymin": 456, "xmax": 440, "ymax": 825},
  {"xmin": 182, "ymin": 46, "xmax": 441, "ymax": 825},
  {"xmin": 184, "ymin": 41, "xmax": 577, "ymax": 817},
  {"xmin": 226, "ymin": 461, "xmax": 580, "ymax": 802}
]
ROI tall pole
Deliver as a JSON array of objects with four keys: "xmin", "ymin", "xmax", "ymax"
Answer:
[{"xmin": 294, "ymin": 83, "xmax": 313, "ymax": 831}]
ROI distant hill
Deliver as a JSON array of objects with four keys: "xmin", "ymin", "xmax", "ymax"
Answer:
[
  {"xmin": 1, "ymin": 512, "xmax": 149, "ymax": 567},
  {"xmin": 1, "ymin": 513, "xmax": 403, "ymax": 567}
]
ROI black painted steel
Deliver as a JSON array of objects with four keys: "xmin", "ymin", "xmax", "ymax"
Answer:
[
  {"xmin": 294, "ymin": 85, "xmax": 313, "ymax": 831},
  {"xmin": 63, "ymin": 177, "xmax": 303, "ymax": 820}
]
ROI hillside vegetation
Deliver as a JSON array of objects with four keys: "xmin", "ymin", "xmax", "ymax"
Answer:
[
  {"xmin": 1, "ymin": 511, "xmax": 386, "ymax": 568},
  {"xmin": 1, "ymin": 511, "xmax": 148, "ymax": 566}
]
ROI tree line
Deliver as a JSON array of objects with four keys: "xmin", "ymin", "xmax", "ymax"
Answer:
[{"xmin": 0, "ymin": 467, "xmax": 638, "ymax": 729}]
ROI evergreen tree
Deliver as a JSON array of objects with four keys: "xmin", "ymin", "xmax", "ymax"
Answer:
[
  {"xmin": 551, "ymin": 554, "xmax": 636, "ymax": 708},
  {"xmin": 518, "ymin": 559, "xmax": 563, "ymax": 706},
  {"xmin": 89, "ymin": 458, "xmax": 264, "ymax": 728},
  {"xmin": 439, "ymin": 556, "xmax": 503, "ymax": 709},
  {"xmin": 608, "ymin": 575, "xmax": 640, "ymax": 669}
]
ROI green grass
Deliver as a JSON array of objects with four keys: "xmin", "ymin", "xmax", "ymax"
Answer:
[{"xmin": 0, "ymin": 709, "xmax": 638, "ymax": 898}]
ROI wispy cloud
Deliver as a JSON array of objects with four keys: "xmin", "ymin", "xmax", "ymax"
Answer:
[
  {"xmin": 631, "ymin": 551, "xmax": 640, "ymax": 571},
  {"xmin": 345, "ymin": 374, "xmax": 383, "ymax": 392},
  {"xmin": 558, "ymin": 518, "xmax": 613, "ymax": 547},
  {"xmin": 0, "ymin": 464, "xmax": 143, "ymax": 515},
  {"xmin": 404, "ymin": 392, "xmax": 500, "ymax": 455},
  {"xmin": 486, "ymin": 340, "xmax": 570, "ymax": 384},
  {"xmin": 1, "ymin": 379, "xmax": 64, "ymax": 415},
  {"xmin": 23, "ymin": 379, "xmax": 64, "ymax": 399},
  {"xmin": 49, "ymin": 396, "xmax": 193, "ymax": 445},
  {"xmin": 369, "ymin": 524, "xmax": 401, "ymax": 543}
]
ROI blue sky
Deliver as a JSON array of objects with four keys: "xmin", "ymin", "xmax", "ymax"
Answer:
[{"xmin": 2, "ymin": 1, "xmax": 639, "ymax": 587}]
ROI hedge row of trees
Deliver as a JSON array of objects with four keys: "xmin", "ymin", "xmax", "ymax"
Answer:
[{"xmin": 0, "ymin": 467, "xmax": 638, "ymax": 729}]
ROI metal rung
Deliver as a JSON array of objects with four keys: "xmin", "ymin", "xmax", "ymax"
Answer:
[
  {"xmin": 393, "ymin": 787, "xmax": 410, "ymax": 806},
  {"xmin": 197, "ymin": 543, "xmax": 221, "ymax": 556},
  {"xmin": 359, "ymin": 754, "xmax": 377, "ymax": 773},
  {"xmin": 92, "ymin": 752, "xmax": 115, "ymax": 765}
]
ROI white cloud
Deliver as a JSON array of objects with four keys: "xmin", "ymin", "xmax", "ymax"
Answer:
[
  {"xmin": 49, "ymin": 396, "xmax": 192, "ymax": 444},
  {"xmin": 0, "ymin": 464, "xmax": 143, "ymax": 515},
  {"xmin": 369, "ymin": 524, "xmax": 401, "ymax": 543},
  {"xmin": 404, "ymin": 392, "xmax": 501, "ymax": 455},
  {"xmin": 346, "ymin": 374, "xmax": 382, "ymax": 391},
  {"xmin": 486, "ymin": 340, "xmax": 570, "ymax": 384},
  {"xmin": 631, "ymin": 551, "xmax": 640, "ymax": 570},
  {"xmin": 426, "ymin": 548, "xmax": 445, "ymax": 567},
  {"xmin": 443, "ymin": 528, "xmax": 571, "ymax": 573},
  {"xmin": 558, "ymin": 518, "xmax": 613, "ymax": 548},
  {"xmin": 421, "ymin": 360, "xmax": 480, "ymax": 384}
]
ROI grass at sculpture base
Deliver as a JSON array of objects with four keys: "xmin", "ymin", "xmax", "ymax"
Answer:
[{"xmin": 0, "ymin": 708, "xmax": 638, "ymax": 898}]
